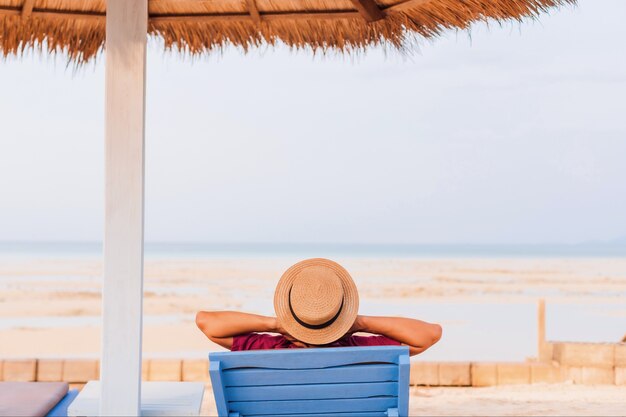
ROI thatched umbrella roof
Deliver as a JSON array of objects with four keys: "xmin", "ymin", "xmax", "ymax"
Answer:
[{"xmin": 1, "ymin": 0, "xmax": 573, "ymax": 63}]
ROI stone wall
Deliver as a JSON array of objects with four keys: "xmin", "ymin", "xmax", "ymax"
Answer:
[
  {"xmin": 1, "ymin": 342, "xmax": 624, "ymax": 387},
  {"xmin": 410, "ymin": 342, "xmax": 626, "ymax": 387}
]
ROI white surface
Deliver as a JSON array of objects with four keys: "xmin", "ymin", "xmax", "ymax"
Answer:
[
  {"xmin": 69, "ymin": 381, "xmax": 205, "ymax": 417},
  {"xmin": 101, "ymin": 0, "xmax": 148, "ymax": 415}
]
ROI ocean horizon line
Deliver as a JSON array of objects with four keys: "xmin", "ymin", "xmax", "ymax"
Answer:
[{"xmin": 0, "ymin": 240, "xmax": 624, "ymax": 258}]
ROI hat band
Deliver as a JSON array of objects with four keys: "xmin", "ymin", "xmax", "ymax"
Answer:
[{"xmin": 288, "ymin": 287, "xmax": 345, "ymax": 330}]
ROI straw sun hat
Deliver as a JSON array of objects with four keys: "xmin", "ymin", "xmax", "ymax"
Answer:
[{"xmin": 274, "ymin": 258, "xmax": 359, "ymax": 345}]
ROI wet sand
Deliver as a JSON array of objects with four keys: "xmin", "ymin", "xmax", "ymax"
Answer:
[{"xmin": 1, "ymin": 257, "xmax": 626, "ymax": 359}]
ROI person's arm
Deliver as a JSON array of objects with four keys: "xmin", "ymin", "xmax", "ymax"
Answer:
[
  {"xmin": 351, "ymin": 315, "xmax": 442, "ymax": 356},
  {"xmin": 195, "ymin": 311, "xmax": 277, "ymax": 349}
]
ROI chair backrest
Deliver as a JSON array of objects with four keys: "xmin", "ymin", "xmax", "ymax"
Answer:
[{"xmin": 209, "ymin": 345, "xmax": 409, "ymax": 417}]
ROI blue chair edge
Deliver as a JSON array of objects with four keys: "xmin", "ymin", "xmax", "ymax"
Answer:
[
  {"xmin": 46, "ymin": 389, "xmax": 79, "ymax": 417},
  {"xmin": 209, "ymin": 345, "xmax": 408, "ymax": 360}
]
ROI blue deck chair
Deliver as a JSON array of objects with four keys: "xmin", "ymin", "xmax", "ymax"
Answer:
[{"xmin": 209, "ymin": 345, "xmax": 410, "ymax": 417}]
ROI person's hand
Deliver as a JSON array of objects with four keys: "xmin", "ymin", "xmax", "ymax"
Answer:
[
  {"xmin": 347, "ymin": 315, "xmax": 366, "ymax": 335},
  {"xmin": 273, "ymin": 318, "xmax": 311, "ymax": 347},
  {"xmin": 273, "ymin": 317, "xmax": 288, "ymax": 335}
]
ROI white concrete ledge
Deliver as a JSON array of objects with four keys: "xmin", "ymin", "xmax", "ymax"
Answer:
[{"xmin": 68, "ymin": 381, "xmax": 204, "ymax": 416}]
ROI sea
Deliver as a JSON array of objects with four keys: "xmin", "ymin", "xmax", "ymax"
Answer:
[{"xmin": 1, "ymin": 240, "xmax": 625, "ymax": 260}]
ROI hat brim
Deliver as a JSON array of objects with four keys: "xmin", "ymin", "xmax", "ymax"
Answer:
[{"xmin": 274, "ymin": 258, "xmax": 359, "ymax": 345}]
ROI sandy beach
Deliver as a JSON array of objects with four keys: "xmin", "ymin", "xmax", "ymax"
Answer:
[
  {"xmin": 407, "ymin": 385, "xmax": 626, "ymax": 416},
  {"xmin": 1, "ymin": 256, "xmax": 626, "ymax": 359},
  {"xmin": 2, "ymin": 256, "xmax": 625, "ymax": 415}
]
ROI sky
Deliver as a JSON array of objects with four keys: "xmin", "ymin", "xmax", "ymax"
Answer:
[{"xmin": 0, "ymin": 0, "xmax": 625, "ymax": 245}]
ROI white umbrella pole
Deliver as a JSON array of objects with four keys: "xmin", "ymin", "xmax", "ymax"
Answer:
[{"xmin": 101, "ymin": 0, "xmax": 148, "ymax": 415}]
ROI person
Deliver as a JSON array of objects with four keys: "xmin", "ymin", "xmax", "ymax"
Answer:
[{"xmin": 196, "ymin": 258, "xmax": 442, "ymax": 356}]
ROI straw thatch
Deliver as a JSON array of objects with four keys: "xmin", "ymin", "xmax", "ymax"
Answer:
[{"xmin": 0, "ymin": 0, "xmax": 575, "ymax": 62}]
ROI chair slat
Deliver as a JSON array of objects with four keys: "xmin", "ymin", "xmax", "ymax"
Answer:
[
  {"xmin": 229, "ymin": 397, "xmax": 397, "ymax": 415},
  {"xmin": 210, "ymin": 346, "xmax": 404, "ymax": 370},
  {"xmin": 223, "ymin": 364, "xmax": 398, "ymax": 387},
  {"xmin": 226, "ymin": 381, "xmax": 397, "ymax": 401},
  {"xmin": 243, "ymin": 412, "xmax": 387, "ymax": 417}
]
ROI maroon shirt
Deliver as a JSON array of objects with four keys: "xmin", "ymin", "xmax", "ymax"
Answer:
[{"xmin": 232, "ymin": 333, "xmax": 400, "ymax": 351}]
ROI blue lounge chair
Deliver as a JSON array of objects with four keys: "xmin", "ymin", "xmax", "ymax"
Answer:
[
  {"xmin": 209, "ymin": 345, "xmax": 410, "ymax": 417},
  {"xmin": 0, "ymin": 382, "xmax": 78, "ymax": 417}
]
